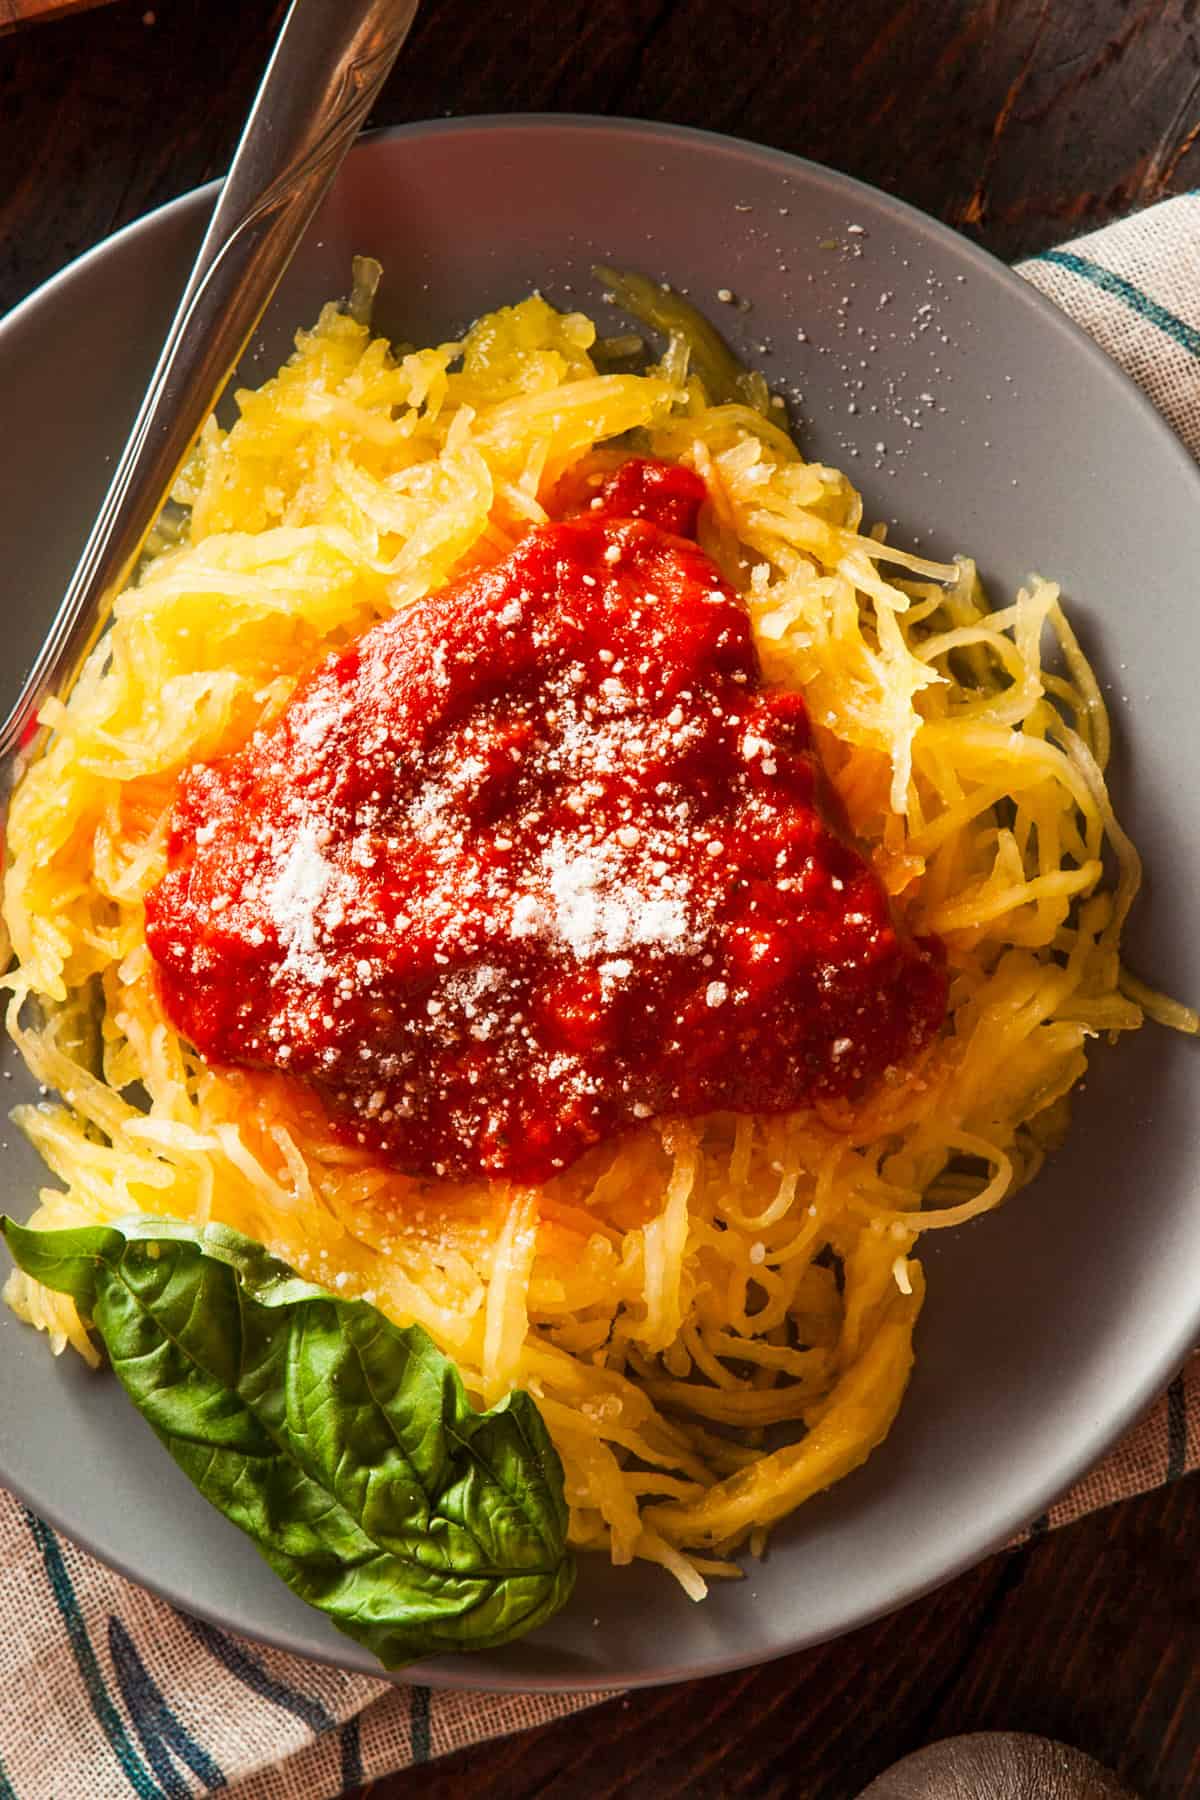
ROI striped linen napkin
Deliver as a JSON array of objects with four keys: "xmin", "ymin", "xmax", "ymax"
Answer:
[{"xmin": 1, "ymin": 194, "xmax": 1198, "ymax": 1800}]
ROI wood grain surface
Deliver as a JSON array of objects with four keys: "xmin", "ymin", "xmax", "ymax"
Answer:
[
  {"xmin": 0, "ymin": 0, "xmax": 117, "ymax": 35},
  {"xmin": 1, "ymin": 3, "xmax": 1198, "ymax": 1797}
]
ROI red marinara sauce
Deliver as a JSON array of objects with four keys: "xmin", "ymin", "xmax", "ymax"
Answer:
[{"xmin": 145, "ymin": 459, "xmax": 947, "ymax": 1184}]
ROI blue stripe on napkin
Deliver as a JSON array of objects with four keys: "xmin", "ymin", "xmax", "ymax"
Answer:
[
  {"xmin": 24, "ymin": 1512, "xmax": 165, "ymax": 1800},
  {"xmin": 410, "ymin": 1685, "xmax": 432, "ymax": 1763},
  {"xmin": 1034, "ymin": 249, "xmax": 1200, "ymax": 359},
  {"xmin": 339, "ymin": 1716, "xmax": 364, "ymax": 1790},
  {"xmin": 107, "ymin": 1617, "xmax": 226, "ymax": 1796},
  {"xmin": 1167, "ymin": 1373, "xmax": 1188, "ymax": 1481},
  {"xmin": 177, "ymin": 1612, "xmax": 337, "ymax": 1736}
]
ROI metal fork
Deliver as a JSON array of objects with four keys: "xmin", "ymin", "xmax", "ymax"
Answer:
[{"xmin": 0, "ymin": 0, "xmax": 419, "ymax": 762}]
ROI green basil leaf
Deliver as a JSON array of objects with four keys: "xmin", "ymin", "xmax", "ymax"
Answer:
[
  {"xmin": 2, "ymin": 1214, "xmax": 575, "ymax": 1666},
  {"xmin": 1, "ymin": 1217, "xmax": 118, "ymax": 1313}
]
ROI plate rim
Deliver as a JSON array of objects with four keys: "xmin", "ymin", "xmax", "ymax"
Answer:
[{"xmin": 1, "ymin": 112, "xmax": 1198, "ymax": 1694}]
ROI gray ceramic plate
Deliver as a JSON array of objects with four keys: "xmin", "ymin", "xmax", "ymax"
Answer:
[{"xmin": 0, "ymin": 118, "xmax": 1197, "ymax": 1693}]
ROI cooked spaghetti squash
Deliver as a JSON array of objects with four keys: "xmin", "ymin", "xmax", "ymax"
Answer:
[{"xmin": 4, "ymin": 265, "xmax": 1191, "ymax": 1596}]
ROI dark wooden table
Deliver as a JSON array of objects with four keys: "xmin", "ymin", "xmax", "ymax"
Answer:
[{"xmin": 2, "ymin": 2, "xmax": 1198, "ymax": 1795}]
